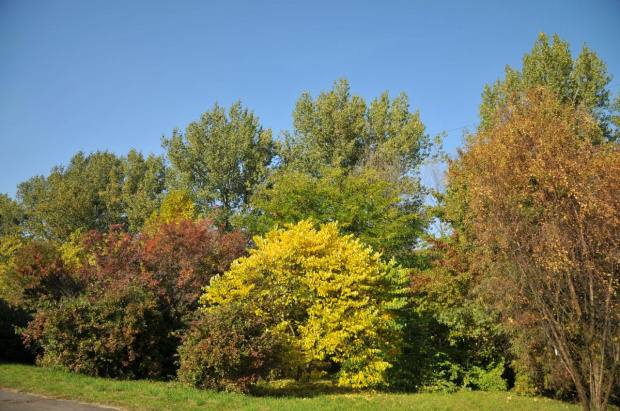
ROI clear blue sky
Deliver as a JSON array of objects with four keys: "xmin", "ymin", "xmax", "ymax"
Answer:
[{"xmin": 1, "ymin": 0, "xmax": 619, "ymax": 198}]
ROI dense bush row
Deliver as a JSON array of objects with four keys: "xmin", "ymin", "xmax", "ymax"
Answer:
[{"xmin": 2, "ymin": 217, "xmax": 248, "ymax": 383}]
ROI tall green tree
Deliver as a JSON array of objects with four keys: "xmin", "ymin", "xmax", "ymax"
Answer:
[
  {"xmin": 162, "ymin": 101, "xmax": 274, "ymax": 224},
  {"xmin": 479, "ymin": 32, "xmax": 617, "ymax": 140},
  {"xmin": 280, "ymin": 78, "xmax": 431, "ymax": 177},
  {"xmin": 251, "ymin": 79, "xmax": 436, "ymax": 265},
  {"xmin": 17, "ymin": 150, "xmax": 165, "ymax": 241},
  {"xmin": 17, "ymin": 151, "xmax": 124, "ymax": 241}
]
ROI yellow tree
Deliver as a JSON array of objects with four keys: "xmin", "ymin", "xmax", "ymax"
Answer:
[
  {"xmin": 448, "ymin": 87, "xmax": 619, "ymax": 410},
  {"xmin": 202, "ymin": 220, "xmax": 407, "ymax": 388}
]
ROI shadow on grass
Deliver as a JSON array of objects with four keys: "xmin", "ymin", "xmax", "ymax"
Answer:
[{"xmin": 250, "ymin": 379, "xmax": 362, "ymax": 398}]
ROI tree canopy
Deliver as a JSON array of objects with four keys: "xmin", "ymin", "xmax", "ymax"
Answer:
[
  {"xmin": 448, "ymin": 86, "xmax": 619, "ymax": 411},
  {"xmin": 280, "ymin": 78, "xmax": 432, "ymax": 176},
  {"xmin": 162, "ymin": 101, "xmax": 275, "ymax": 224},
  {"xmin": 479, "ymin": 32, "xmax": 617, "ymax": 141},
  {"xmin": 16, "ymin": 150, "xmax": 165, "ymax": 241},
  {"xmin": 249, "ymin": 79, "xmax": 436, "ymax": 265},
  {"xmin": 2, "ymin": 32, "xmax": 620, "ymax": 405}
]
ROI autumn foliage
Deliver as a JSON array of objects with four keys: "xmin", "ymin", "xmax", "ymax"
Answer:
[
  {"xmin": 447, "ymin": 87, "xmax": 620, "ymax": 410},
  {"xmin": 1, "ymin": 34, "xmax": 619, "ymax": 406},
  {"xmin": 200, "ymin": 220, "xmax": 408, "ymax": 388},
  {"xmin": 22, "ymin": 219, "xmax": 248, "ymax": 378}
]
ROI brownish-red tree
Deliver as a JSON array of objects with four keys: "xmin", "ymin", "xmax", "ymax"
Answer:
[{"xmin": 447, "ymin": 87, "xmax": 620, "ymax": 410}]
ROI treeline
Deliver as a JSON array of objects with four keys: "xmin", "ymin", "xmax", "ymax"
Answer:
[{"xmin": 0, "ymin": 33, "xmax": 619, "ymax": 411}]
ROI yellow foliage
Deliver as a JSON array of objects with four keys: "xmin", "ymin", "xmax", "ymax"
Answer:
[
  {"xmin": 146, "ymin": 190, "xmax": 198, "ymax": 226},
  {"xmin": 58, "ymin": 229, "xmax": 86, "ymax": 272},
  {"xmin": 0, "ymin": 235, "xmax": 27, "ymax": 306},
  {"xmin": 203, "ymin": 220, "xmax": 407, "ymax": 388}
]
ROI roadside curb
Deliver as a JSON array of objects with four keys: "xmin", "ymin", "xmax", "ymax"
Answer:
[{"xmin": 0, "ymin": 388, "xmax": 122, "ymax": 410}]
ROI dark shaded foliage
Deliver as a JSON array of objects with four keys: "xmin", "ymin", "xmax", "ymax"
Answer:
[{"xmin": 0, "ymin": 298, "xmax": 34, "ymax": 363}]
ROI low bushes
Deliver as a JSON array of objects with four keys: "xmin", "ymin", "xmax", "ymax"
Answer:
[
  {"xmin": 17, "ymin": 219, "xmax": 248, "ymax": 380},
  {"xmin": 23, "ymin": 286, "xmax": 171, "ymax": 379},
  {"xmin": 177, "ymin": 303, "xmax": 283, "ymax": 392}
]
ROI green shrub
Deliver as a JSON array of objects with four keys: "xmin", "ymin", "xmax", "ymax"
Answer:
[
  {"xmin": 466, "ymin": 361, "xmax": 508, "ymax": 392},
  {"xmin": 512, "ymin": 372, "xmax": 539, "ymax": 396},
  {"xmin": 23, "ymin": 286, "xmax": 172, "ymax": 379},
  {"xmin": 177, "ymin": 303, "xmax": 283, "ymax": 392}
]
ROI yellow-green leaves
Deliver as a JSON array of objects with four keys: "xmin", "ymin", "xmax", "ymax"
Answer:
[
  {"xmin": 146, "ymin": 190, "xmax": 198, "ymax": 226},
  {"xmin": 0, "ymin": 235, "xmax": 27, "ymax": 306},
  {"xmin": 202, "ymin": 220, "xmax": 407, "ymax": 388}
]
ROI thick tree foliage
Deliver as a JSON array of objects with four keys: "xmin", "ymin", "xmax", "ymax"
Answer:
[
  {"xmin": 23, "ymin": 286, "xmax": 169, "ymax": 379},
  {"xmin": 163, "ymin": 101, "xmax": 275, "ymax": 224},
  {"xmin": 22, "ymin": 219, "xmax": 248, "ymax": 378},
  {"xmin": 420, "ymin": 33, "xmax": 620, "ymax": 401},
  {"xmin": 250, "ymin": 167, "xmax": 423, "ymax": 265},
  {"xmin": 407, "ymin": 236, "xmax": 509, "ymax": 393},
  {"xmin": 16, "ymin": 150, "xmax": 165, "ymax": 241},
  {"xmin": 280, "ymin": 79, "xmax": 431, "ymax": 175},
  {"xmin": 121, "ymin": 150, "xmax": 167, "ymax": 230},
  {"xmin": 479, "ymin": 32, "xmax": 617, "ymax": 140},
  {"xmin": 448, "ymin": 87, "xmax": 619, "ymax": 411},
  {"xmin": 251, "ymin": 79, "xmax": 435, "ymax": 265},
  {"xmin": 0, "ymin": 194, "xmax": 24, "ymax": 237}
]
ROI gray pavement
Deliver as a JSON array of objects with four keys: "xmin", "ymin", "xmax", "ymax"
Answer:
[{"xmin": 0, "ymin": 389, "xmax": 121, "ymax": 410}]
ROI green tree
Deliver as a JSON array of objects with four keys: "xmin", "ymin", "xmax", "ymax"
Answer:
[
  {"xmin": 203, "ymin": 220, "xmax": 408, "ymax": 388},
  {"xmin": 249, "ymin": 166, "xmax": 424, "ymax": 265},
  {"xmin": 121, "ymin": 150, "xmax": 166, "ymax": 232},
  {"xmin": 280, "ymin": 78, "xmax": 431, "ymax": 176},
  {"xmin": 0, "ymin": 194, "xmax": 24, "ymax": 237},
  {"xmin": 406, "ymin": 235, "xmax": 509, "ymax": 393},
  {"xmin": 250, "ymin": 79, "xmax": 436, "ymax": 265},
  {"xmin": 479, "ymin": 32, "xmax": 617, "ymax": 140},
  {"xmin": 162, "ymin": 101, "xmax": 275, "ymax": 224},
  {"xmin": 17, "ymin": 151, "xmax": 124, "ymax": 241},
  {"xmin": 16, "ymin": 150, "xmax": 165, "ymax": 241}
]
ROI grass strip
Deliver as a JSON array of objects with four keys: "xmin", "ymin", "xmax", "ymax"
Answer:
[{"xmin": 0, "ymin": 363, "xmax": 582, "ymax": 411}]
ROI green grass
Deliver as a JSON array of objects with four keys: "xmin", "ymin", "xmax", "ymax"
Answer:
[{"xmin": 0, "ymin": 363, "xmax": 582, "ymax": 411}]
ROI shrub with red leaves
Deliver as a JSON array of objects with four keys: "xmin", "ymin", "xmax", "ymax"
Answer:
[{"xmin": 23, "ymin": 219, "xmax": 249, "ymax": 379}]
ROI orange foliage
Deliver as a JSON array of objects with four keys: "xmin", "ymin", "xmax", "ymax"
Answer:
[{"xmin": 449, "ymin": 87, "xmax": 619, "ymax": 410}]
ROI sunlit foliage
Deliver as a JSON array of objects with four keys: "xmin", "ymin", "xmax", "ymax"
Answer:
[
  {"xmin": 202, "ymin": 220, "xmax": 408, "ymax": 388},
  {"xmin": 449, "ymin": 86, "xmax": 619, "ymax": 410}
]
